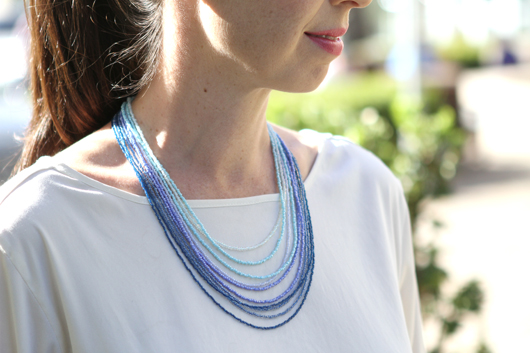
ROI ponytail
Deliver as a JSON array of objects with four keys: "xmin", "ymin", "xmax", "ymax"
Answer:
[{"xmin": 13, "ymin": 0, "xmax": 163, "ymax": 174}]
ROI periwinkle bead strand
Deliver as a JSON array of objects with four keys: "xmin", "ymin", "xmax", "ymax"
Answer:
[{"xmin": 111, "ymin": 98, "xmax": 315, "ymax": 329}]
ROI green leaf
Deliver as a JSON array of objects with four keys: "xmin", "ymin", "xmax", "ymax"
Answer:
[{"xmin": 453, "ymin": 280, "xmax": 484, "ymax": 313}]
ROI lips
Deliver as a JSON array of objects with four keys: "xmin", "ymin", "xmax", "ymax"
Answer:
[
  {"xmin": 304, "ymin": 28, "xmax": 347, "ymax": 56},
  {"xmin": 305, "ymin": 28, "xmax": 348, "ymax": 38}
]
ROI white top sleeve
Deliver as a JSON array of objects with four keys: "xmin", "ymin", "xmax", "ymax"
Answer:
[
  {"xmin": 0, "ymin": 132, "xmax": 425, "ymax": 353},
  {"xmin": 0, "ymin": 248, "xmax": 62, "ymax": 353},
  {"xmin": 394, "ymin": 184, "xmax": 424, "ymax": 353}
]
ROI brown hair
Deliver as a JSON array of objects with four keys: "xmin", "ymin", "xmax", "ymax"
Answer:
[{"xmin": 13, "ymin": 0, "xmax": 163, "ymax": 174}]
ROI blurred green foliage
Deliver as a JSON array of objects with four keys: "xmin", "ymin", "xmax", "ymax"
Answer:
[
  {"xmin": 267, "ymin": 72, "xmax": 466, "ymax": 223},
  {"xmin": 437, "ymin": 32, "xmax": 482, "ymax": 68},
  {"xmin": 267, "ymin": 72, "xmax": 485, "ymax": 352}
]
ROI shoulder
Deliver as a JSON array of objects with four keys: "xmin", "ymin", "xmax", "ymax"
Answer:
[
  {"xmin": 0, "ymin": 156, "xmax": 87, "ymax": 232},
  {"xmin": 303, "ymin": 130, "xmax": 402, "ymax": 195},
  {"xmin": 0, "ymin": 157, "xmax": 72, "ymax": 260},
  {"xmin": 269, "ymin": 124, "xmax": 395, "ymax": 188},
  {"xmin": 0, "ymin": 156, "xmax": 65, "ymax": 210},
  {"xmin": 0, "ymin": 155, "xmax": 146, "ymax": 257},
  {"xmin": 54, "ymin": 123, "xmax": 144, "ymax": 196},
  {"xmin": 303, "ymin": 132, "xmax": 411, "ymax": 274}
]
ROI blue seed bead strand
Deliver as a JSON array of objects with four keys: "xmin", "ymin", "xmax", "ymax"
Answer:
[
  {"xmin": 113, "ymin": 111, "xmax": 310, "ymax": 326},
  {"xmin": 111, "ymin": 98, "xmax": 315, "ymax": 329},
  {"xmin": 115, "ymin": 106, "xmax": 313, "ymax": 319},
  {"xmin": 115, "ymin": 108, "xmax": 300, "ymax": 296}
]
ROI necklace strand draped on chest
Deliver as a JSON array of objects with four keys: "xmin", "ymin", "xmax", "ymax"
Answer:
[{"xmin": 111, "ymin": 97, "xmax": 315, "ymax": 329}]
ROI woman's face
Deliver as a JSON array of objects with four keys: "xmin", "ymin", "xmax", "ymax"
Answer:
[{"xmin": 198, "ymin": 0, "xmax": 370, "ymax": 92}]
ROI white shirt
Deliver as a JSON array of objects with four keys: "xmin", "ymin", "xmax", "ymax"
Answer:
[{"xmin": 0, "ymin": 131, "xmax": 424, "ymax": 353}]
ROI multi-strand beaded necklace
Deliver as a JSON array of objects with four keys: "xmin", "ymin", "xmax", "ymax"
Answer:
[{"xmin": 112, "ymin": 97, "xmax": 315, "ymax": 329}]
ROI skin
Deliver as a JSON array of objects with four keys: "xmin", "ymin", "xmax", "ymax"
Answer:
[{"xmin": 57, "ymin": 0, "xmax": 371, "ymax": 199}]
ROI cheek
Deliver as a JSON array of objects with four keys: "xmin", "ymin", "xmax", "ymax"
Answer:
[
  {"xmin": 241, "ymin": 3, "xmax": 331, "ymax": 91},
  {"xmin": 202, "ymin": 0, "xmax": 329, "ymax": 91},
  {"xmin": 223, "ymin": 1, "xmax": 319, "ymax": 64}
]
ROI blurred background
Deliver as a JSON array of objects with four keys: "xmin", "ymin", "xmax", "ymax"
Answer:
[{"xmin": 1, "ymin": 0, "xmax": 529, "ymax": 351}]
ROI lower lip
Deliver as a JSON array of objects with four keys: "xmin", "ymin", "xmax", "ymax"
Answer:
[{"xmin": 305, "ymin": 34, "xmax": 343, "ymax": 56}]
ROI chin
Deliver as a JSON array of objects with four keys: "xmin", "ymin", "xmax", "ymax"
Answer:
[{"xmin": 272, "ymin": 65, "xmax": 329, "ymax": 93}]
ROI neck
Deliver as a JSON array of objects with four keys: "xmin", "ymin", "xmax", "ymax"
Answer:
[
  {"xmin": 131, "ymin": 44, "xmax": 276, "ymax": 199},
  {"xmin": 128, "ymin": 0, "xmax": 306, "ymax": 200}
]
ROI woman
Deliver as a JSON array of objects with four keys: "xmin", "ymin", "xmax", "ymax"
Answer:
[{"xmin": 0, "ymin": 0, "xmax": 424, "ymax": 351}]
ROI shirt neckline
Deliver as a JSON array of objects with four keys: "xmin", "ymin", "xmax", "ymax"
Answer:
[{"xmin": 44, "ymin": 129, "xmax": 330, "ymax": 208}]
